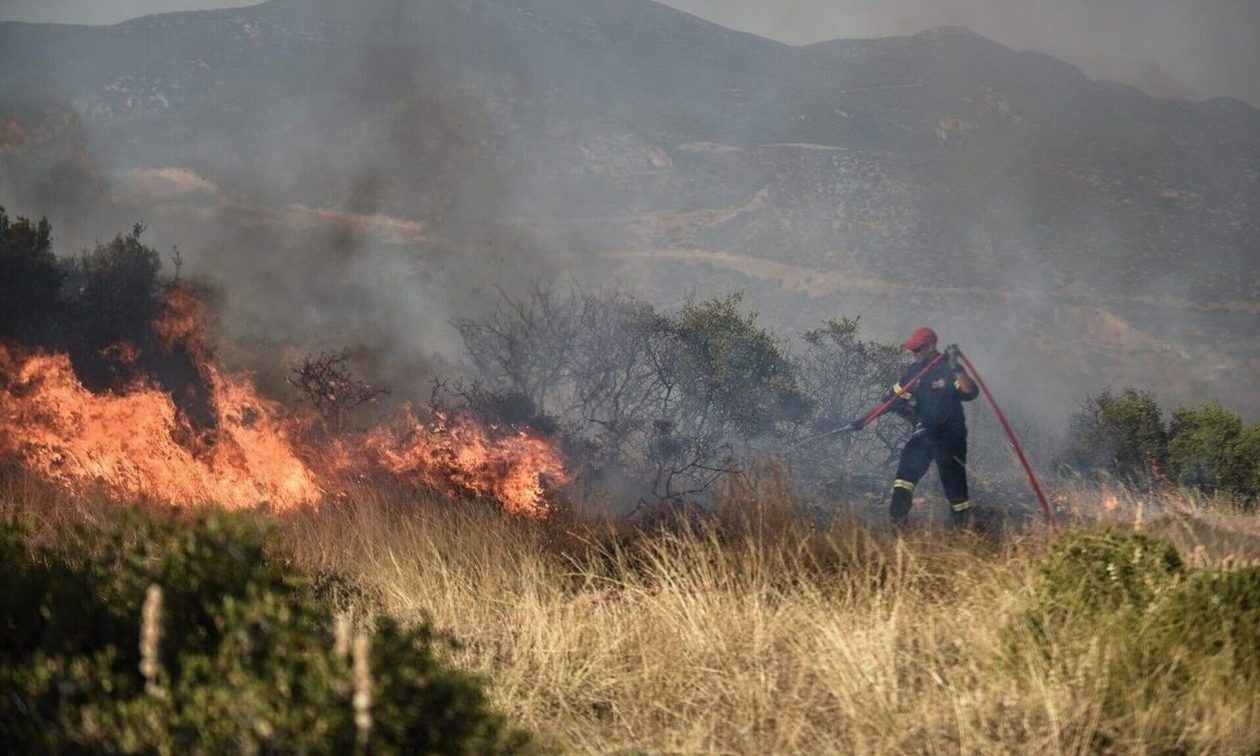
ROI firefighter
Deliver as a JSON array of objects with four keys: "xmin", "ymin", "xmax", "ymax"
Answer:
[{"xmin": 852, "ymin": 327, "xmax": 979, "ymax": 527}]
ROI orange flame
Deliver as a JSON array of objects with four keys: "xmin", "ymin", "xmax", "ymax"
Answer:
[
  {"xmin": 0, "ymin": 346, "xmax": 319, "ymax": 510},
  {"xmin": 361, "ymin": 409, "xmax": 568, "ymax": 518},
  {"xmin": 0, "ymin": 288, "xmax": 569, "ymax": 515}
]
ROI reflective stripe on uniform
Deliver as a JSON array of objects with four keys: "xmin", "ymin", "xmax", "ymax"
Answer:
[
  {"xmin": 892, "ymin": 479, "xmax": 916, "ymax": 492},
  {"xmin": 954, "ymin": 379, "xmax": 965, "ymax": 391},
  {"xmin": 950, "ymin": 500, "xmax": 972, "ymax": 512}
]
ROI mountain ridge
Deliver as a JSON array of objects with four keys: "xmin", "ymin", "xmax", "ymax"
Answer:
[{"xmin": 1, "ymin": 0, "xmax": 1258, "ymax": 415}]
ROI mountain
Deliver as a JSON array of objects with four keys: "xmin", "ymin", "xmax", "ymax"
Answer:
[{"xmin": 2, "ymin": 0, "xmax": 1258, "ymax": 415}]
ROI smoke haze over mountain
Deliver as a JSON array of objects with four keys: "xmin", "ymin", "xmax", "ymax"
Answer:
[
  {"xmin": 1, "ymin": 0, "xmax": 1257, "ymax": 436},
  {"xmin": 4, "ymin": 0, "xmax": 1259, "ymax": 108}
]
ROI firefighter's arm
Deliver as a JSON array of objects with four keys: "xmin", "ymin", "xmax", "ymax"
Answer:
[
  {"xmin": 946, "ymin": 345, "xmax": 979, "ymax": 401},
  {"xmin": 849, "ymin": 382, "xmax": 914, "ymax": 430}
]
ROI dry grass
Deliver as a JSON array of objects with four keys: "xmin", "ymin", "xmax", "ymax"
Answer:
[
  {"xmin": 4, "ymin": 465, "xmax": 1255, "ymax": 753},
  {"xmin": 275, "ymin": 476, "xmax": 1260, "ymax": 754}
]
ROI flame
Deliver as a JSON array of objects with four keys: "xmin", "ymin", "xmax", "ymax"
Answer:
[
  {"xmin": 361, "ymin": 409, "xmax": 568, "ymax": 518},
  {"xmin": 1101, "ymin": 489, "xmax": 1121, "ymax": 512},
  {"xmin": 0, "ymin": 287, "xmax": 569, "ymax": 515},
  {"xmin": 0, "ymin": 346, "xmax": 319, "ymax": 510}
]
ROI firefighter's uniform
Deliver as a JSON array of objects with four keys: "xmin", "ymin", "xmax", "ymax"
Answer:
[{"xmin": 888, "ymin": 356, "xmax": 979, "ymax": 526}]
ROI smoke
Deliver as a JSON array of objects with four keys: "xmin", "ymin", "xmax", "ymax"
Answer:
[
  {"xmin": 658, "ymin": 0, "xmax": 1260, "ymax": 108},
  {"xmin": 2, "ymin": 0, "xmax": 1257, "ymax": 445}
]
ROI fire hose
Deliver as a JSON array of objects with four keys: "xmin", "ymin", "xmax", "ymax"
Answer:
[
  {"xmin": 790, "ymin": 352, "xmax": 946, "ymax": 449},
  {"xmin": 956, "ymin": 351, "xmax": 1057, "ymax": 531},
  {"xmin": 793, "ymin": 349, "xmax": 1058, "ymax": 530}
]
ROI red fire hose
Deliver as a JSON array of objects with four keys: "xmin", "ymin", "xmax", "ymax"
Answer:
[
  {"xmin": 957, "ymin": 351, "xmax": 1058, "ymax": 531},
  {"xmin": 857, "ymin": 352, "xmax": 947, "ymax": 427}
]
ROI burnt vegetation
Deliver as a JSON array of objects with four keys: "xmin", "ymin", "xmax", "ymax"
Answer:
[
  {"xmin": 0, "ymin": 208, "xmax": 219, "ymax": 431},
  {"xmin": 2, "ymin": 209, "xmax": 1257, "ymax": 510},
  {"xmin": 287, "ymin": 350, "xmax": 389, "ymax": 433},
  {"xmin": 451, "ymin": 287, "xmax": 907, "ymax": 505}
]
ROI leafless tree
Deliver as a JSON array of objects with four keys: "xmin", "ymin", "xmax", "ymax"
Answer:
[
  {"xmin": 792, "ymin": 317, "xmax": 907, "ymax": 494},
  {"xmin": 288, "ymin": 350, "xmax": 388, "ymax": 433},
  {"xmin": 453, "ymin": 286, "xmax": 902, "ymax": 505}
]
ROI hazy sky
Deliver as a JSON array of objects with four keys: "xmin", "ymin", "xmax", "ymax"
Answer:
[{"xmin": 1, "ymin": 0, "xmax": 1258, "ymax": 107}]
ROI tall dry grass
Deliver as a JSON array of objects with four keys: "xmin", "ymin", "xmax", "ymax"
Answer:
[
  {"xmin": 279, "ymin": 475, "xmax": 1260, "ymax": 754},
  {"xmin": 5, "ymin": 463, "xmax": 1255, "ymax": 752}
]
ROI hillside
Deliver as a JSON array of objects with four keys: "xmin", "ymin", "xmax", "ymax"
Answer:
[{"xmin": 1, "ymin": 0, "xmax": 1258, "ymax": 415}]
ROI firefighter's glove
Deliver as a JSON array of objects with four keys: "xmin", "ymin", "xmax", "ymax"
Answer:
[
  {"xmin": 945, "ymin": 344, "xmax": 962, "ymax": 371},
  {"xmin": 846, "ymin": 418, "xmax": 866, "ymax": 432}
]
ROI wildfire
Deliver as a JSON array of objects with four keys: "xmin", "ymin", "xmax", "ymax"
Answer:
[
  {"xmin": 362, "ymin": 409, "xmax": 568, "ymax": 518},
  {"xmin": 0, "ymin": 346, "xmax": 320, "ymax": 510},
  {"xmin": 0, "ymin": 288, "xmax": 569, "ymax": 516}
]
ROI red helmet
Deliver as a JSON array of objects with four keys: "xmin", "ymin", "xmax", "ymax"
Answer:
[{"xmin": 902, "ymin": 327, "xmax": 937, "ymax": 352}]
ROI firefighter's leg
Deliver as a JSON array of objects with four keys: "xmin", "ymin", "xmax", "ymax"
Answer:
[
  {"xmin": 890, "ymin": 432, "xmax": 933, "ymax": 525},
  {"xmin": 935, "ymin": 430, "xmax": 972, "ymax": 528}
]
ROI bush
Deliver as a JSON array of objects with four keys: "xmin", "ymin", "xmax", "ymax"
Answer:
[
  {"xmin": 1167, "ymin": 402, "xmax": 1259, "ymax": 500},
  {"xmin": 1146, "ymin": 566, "xmax": 1260, "ymax": 682},
  {"xmin": 1030, "ymin": 529, "xmax": 1184, "ymax": 620},
  {"xmin": 1061, "ymin": 388, "xmax": 1167, "ymax": 482},
  {"xmin": 0, "ymin": 510, "xmax": 534, "ymax": 753},
  {"xmin": 0, "ymin": 207, "xmax": 60, "ymax": 344},
  {"xmin": 1007, "ymin": 531, "xmax": 1260, "ymax": 721}
]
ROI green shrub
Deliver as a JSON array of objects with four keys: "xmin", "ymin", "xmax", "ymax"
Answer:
[
  {"xmin": 1145, "ymin": 566, "xmax": 1260, "ymax": 682},
  {"xmin": 1061, "ymin": 388, "xmax": 1167, "ymax": 482},
  {"xmin": 1031, "ymin": 529, "xmax": 1184, "ymax": 620},
  {"xmin": 1236, "ymin": 425, "xmax": 1260, "ymax": 500},
  {"xmin": 0, "ymin": 510, "xmax": 535, "ymax": 753},
  {"xmin": 1006, "ymin": 532, "xmax": 1260, "ymax": 720},
  {"xmin": 1167, "ymin": 402, "xmax": 1259, "ymax": 500}
]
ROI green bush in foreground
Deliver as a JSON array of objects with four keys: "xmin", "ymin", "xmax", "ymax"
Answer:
[
  {"xmin": 1007, "ymin": 529, "xmax": 1260, "ymax": 719},
  {"xmin": 1031, "ymin": 529, "xmax": 1185, "ymax": 620},
  {"xmin": 1146, "ymin": 566, "xmax": 1260, "ymax": 683},
  {"xmin": 0, "ymin": 511, "xmax": 535, "ymax": 753}
]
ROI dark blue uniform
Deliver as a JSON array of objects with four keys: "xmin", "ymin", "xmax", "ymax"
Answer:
[{"xmin": 888, "ymin": 357, "xmax": 978, "ymax": 525}]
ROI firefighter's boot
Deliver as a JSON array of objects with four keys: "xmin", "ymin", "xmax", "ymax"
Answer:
[
  {"xmin": 949, "ymin": 500, "xmax": 972, "ymax": 529},
  {"xmin": 890, "ymin": 481, "xmax": 915, "ymax": 526}
]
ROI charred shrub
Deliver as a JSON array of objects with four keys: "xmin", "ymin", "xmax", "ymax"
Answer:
[
  {"xmin": 455, "ymin": 286, "xmax": 894, "ymax": 503},
  {"xmin": 288, "ymin": 349, "xmax": 389, "ymax": 433},
  {"xmin": 1060, "ymin": 388, "xmax": 1167, "ymax": 483},
  {"xmin": 794, "ymin": 317, "xmax": 905, "ymax": 494},
  {"xmin": 0, "ymin": 511, "xmax": 534, "ymax": 753}
]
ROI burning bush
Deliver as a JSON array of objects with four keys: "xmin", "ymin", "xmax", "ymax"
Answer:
[
  {"xmin": 0, "ymin": 214, "xmax": 571, "ymax": 516},
  {"xmin": 0, "ymin": 510, "xmax": 535, "ymax": 752}
]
